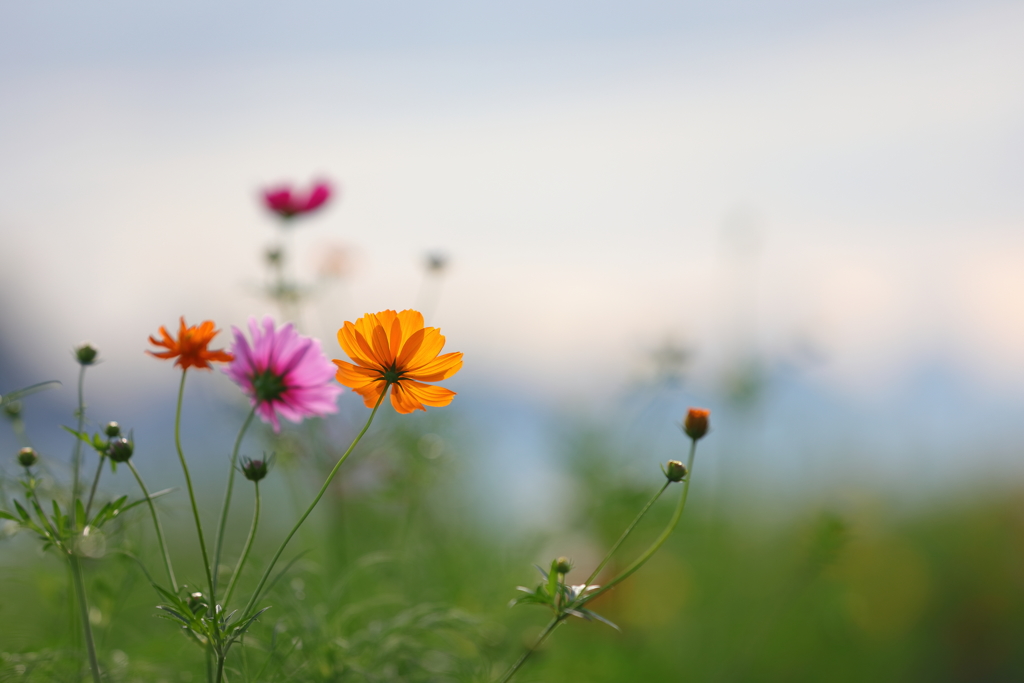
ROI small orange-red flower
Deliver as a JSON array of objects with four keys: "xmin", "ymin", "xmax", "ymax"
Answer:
[
  {"xmin": 148, "ymin": 317, "xmax": 234, "ymax": 370},
  {"xmin": 333, "ymin": 309, "xmax": 462, "ymax": 414}
]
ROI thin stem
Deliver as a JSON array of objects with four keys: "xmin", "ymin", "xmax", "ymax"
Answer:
[
  {"xmin": 127, "ymin": 460, "xmax": 178, "ymax": 591},
  {"xmin": 212, "ymin": 407, "xmax": 257, "ymax": 599},
  {"xmin": 70, "ymin": 553, "xmax": 102, "ymax": 683},
  {"xmin": 582, "ymin": 439, "xmax": 698, "ymax": 605},
  {"xmin": 84, "ymin": 455, "xmax": 106, "ymax": 520},
  {"xmin": 223, "ymin": 481, "xmax": 260, "ymax": 609},
  {"xmin": 496, "ymin": 615, "xmax": 564, "ymax": 683},
  {"xmin": 174, "ymin": 370, "xmax": 216, "ymax": 601},
  {"xmin": 240, "ymin": 389, "xmax": 387, "ymax": 622},
  {"xmin": 71, "ymin": 365, "xmax": 87, "ymax": 505},
  {"xmin": 579, "ymin": 480, "xmax": 671, "ymax": 593}
]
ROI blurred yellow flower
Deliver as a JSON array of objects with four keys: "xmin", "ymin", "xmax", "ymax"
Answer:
[{"xmin": 333, "ymin": 309, "xmax": 462, "ymax": 414}]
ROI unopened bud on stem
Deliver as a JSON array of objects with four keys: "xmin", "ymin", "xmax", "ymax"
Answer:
[
  {"xmin": 104, "ymin": 422, "xmax": 121, "ymax": 437},
  {"xmin": 74, "ymin": 344, "xmax": 98, "ymax": 366},
  {"xmin": 241, "ymin": 456, "xmax": 269, "ymax": 482},
  {"xmin": 683, "ymin": 408, "xmax": 710, "ymax": 441},
  {"xmin": 17, "ymin": 447, "xmax": 38, "ymax": 468},
  {"xmin": 664, "ymin": 460, "xmax": 688, "ymax": 482},
  {"xmin": 554, "ymin": 557, "xmax": 573, "ymax": 575},
  {"xmin": 107, "ymin": 436, "xmax": 134, "ymax": 463}
]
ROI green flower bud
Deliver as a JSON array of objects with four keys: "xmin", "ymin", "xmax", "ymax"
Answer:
[
  {"xmin": 17, "ymin": 447, "xmax": 38, "ymax": 468},
  {"xmin": 241, "ymin": 457, "xmax": 269, "ymax": 482},
  {"xmin": 664, "ymin": 460, "xmax": 688, "ymax": 483},
  {"xmin": 107, "ymin": 436, "xmax": 133, "ymax": 463},
  {"xmin": 74, "ymin": 344, "xmax": 99, "ymax": 366},
  {"xmin": 104, "ymin": 422, "xmax": 121, "ymax": 437},
  {"xmin": 188, "ymin": 591, "xmax": 207, "ymax": 615},
  {"xmin": 554, "ymin": 557, "xmax": 573, "ymax": 575},
  {"xmin": 3, "ymin": 400, "xmax": 22, "ymax": 418}
]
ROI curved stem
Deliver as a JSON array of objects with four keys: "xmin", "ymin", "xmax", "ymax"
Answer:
[
  {"xmin": 212, "ymin": 407, "xmax": 257, "ymax": 599},
  {"xmin": 240, "ymin": 389, "xmax": 387, "ymax": 622},
  {"xmin": 174, "ymin": 370, "xmax": 216, "ymax": 601},
  {"xmin": 70, "ymin": 553, "xmax": 102, "ymax": 683},
  {"xmin": 579, "ymin": 480, "xmax": 671, "ymax": 593},
  {"xmin": 84, "ymin": 455, "xmax": 106, "ymax": 520},
  {"xmin": 71, "ymin": 365, "xmax": 87, "ymax": 505},
  {"xmin": 223, "ymin": 481, "xmax": 260, "ymax": 609},
  {"xmin": 127, "ymin": 460, "xmax": 178, "ymax": 591},
  {"xmin": 581, "ymin": 439, "xmax": 698, "ymax": 605},
  {"xmin": 496, "ymin": 615, "xmax": 564, "ymax": 683}
]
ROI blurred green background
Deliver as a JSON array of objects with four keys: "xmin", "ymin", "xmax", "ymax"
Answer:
[{"xmin": 4, "ymin": 402, "xmax": 1024, "ymax": 681}]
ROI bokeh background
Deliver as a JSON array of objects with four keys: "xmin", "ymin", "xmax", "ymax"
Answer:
[{"xmin": 2, "ymin": 1, "xmax": 1024, "ymax": 681}]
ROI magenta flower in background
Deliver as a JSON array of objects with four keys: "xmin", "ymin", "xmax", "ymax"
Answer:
[
  {"xmin": 262, "ymin": 180, "xmax": 333, "ymax": 219},
  {"xmin": 224, "ymin": 317, "xmax": 342, "ymax": 431}
]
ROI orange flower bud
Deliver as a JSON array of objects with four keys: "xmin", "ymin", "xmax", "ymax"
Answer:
[{"xmin": 683, "ymin": 408, "xmax": 710, "ymax": 441}]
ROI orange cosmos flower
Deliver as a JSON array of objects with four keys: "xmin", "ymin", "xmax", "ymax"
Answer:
[
  {"xmin": 147, "ymin": 317, "xmax": 234, "ymax": 370},
  {"xmin": 333, "ymin": 309, "xmax": 462, "ymax": 414}
]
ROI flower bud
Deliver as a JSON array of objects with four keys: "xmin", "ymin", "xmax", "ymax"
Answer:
[
  {"xmin": 683, "ymin": 408, "xmax": 710, "ymax": 441},
  {"xmin": 3, "ymin": 400, "xmax": 22, "ymax": 418},
  {"xmin": 241, "ymin": 457, "xmax": 269, "ymax": 482},
  {"xmin": 664, "ymin": 459, "xmax": 688, "ymax": 483},
  {"xmin": 188, "ymin": 591, "xmax": 207, "ymax": 614},
  {"xmin": 104, "ymin": 422, "xmax": 121, "ymax": 437},
  {"xmin": 107, "ymin": 436, "xmax": 134, "ymax": 463},
  {"xmin": 554, "ymin": 557, "xmax": 573, "ymax": 575},
  {"xmin": 74, "ymin": 344, "xmax": 99, "ymax": 366},
  {"xmin": 17, "ymin": 447, "xmax": 38, "ymax": 468}
]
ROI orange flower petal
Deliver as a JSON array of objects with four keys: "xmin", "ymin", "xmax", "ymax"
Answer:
[
  {"xmin": 397, "ymin": 309, "xmax": 424, "ymax": 336},
  {"xmin": 333, "ymin": 360, "xmax": 384, "ymax": 390},
  {"xmin": 404, "ymin": 328, "xmax": 446, "ymax": 370},
  {"xmin": 404, "ymin": 352, "xmax": 463, "ymax": 382},
  {"xmin": 395, "ymin": 328, "xmax": 426, "ymax": 368},
  {"xmin": 399, "ymin": 379, "xmax": 457, "ymax": 407},
  {"xmin": 389, "ymin": 381, "xmax": 425, "ymax": 414}
]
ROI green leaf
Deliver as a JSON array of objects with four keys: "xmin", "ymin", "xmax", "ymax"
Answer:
[
  {"xmin": 13, "ymin": 500, "xmax": 31, "ymax": 522},
  {"xmin": 577, "ymin": 608, "xmax": 621, "ymax": 631},
  {"xmin": 61, "ymin": 426, "xmax": 92, "ymax": 444},
  {"xmin": 120, "ymin": 488, "xmax": 176, "ymax": 513},
  {"xmin": 31, "ymin": 498, "xmax": 58, "ymax": 538},
  {"xmin": 1, "ymin": 380, "xmax": 61, "ymax": 405},
  {"xmin": 0, "ymin": 510, "xmax": 18, "ymax": 521},
  {"xmin": 52, "ymin": 500, "xmax": 67, "ymax": 533},
  {"xmin": 156, "ymin": 606, "xmax": 192, "ymax": 625},
  {"xmin": 547, "ymin": 560, "xmax": 559, "ymax": 598}
]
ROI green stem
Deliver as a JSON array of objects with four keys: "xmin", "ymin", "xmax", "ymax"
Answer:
[
  {"xmin": 582, "ymin": 439, "xmax": 698, "ymax": 606},
  {"xmin": 173, "ymin": 370, "xmax": 216, "ymax": 602},
  {"xmin": 127, "ymin": 460, "xmax": 178, "ymax": 591},
  {"xmin": 70, "ymin": 553, "xmax": 102, "ymax": 683},
  {"xmin": 579, "ymin": 480, "xmax": 671, "ymax": 593},
  {"xmin": 223, "ymin": 481, "xmax": 260, "ymax": 609},
  {"xmin": 212, "ymin": 407, "xmax": 257, "ymax": 599},
  {"xmin": 240, "ymin": 389, "xmax": 387, "ymax": 622},
  {"xmin": 84, "ymin": 455, "xmax": 106, "ymax": 520},
  {"xmin": 496, "ymin": 615, "xmax": 564, "ymax": 683},
  {"xmin": 71, "ymin": 365, "xmax": 87, "ymax": 505}
]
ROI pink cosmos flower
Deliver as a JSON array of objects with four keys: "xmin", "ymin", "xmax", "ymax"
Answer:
[
  {"xmin": 224, "ymin": 317, "xmax": 342, "ymax": 432},
  {"xmin": 262, "ymin": 180, "xmax": 333, "ymax": 219}
]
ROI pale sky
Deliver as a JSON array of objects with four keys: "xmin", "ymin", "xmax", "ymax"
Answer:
[{"xmin": 2, "ymin": 0, "xmax": 1023, "ymax": 406}]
